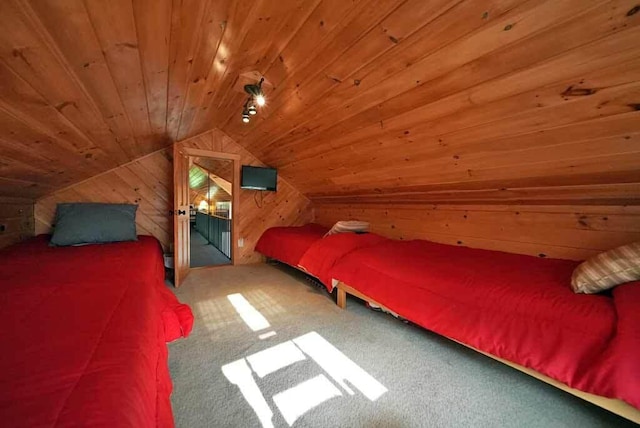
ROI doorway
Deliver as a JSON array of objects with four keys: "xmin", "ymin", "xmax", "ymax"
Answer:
[
  {"xmin": 173, "ymin": 146, "xmax": 241, "ymax": 287},
  {"xmin": 189, "ymin": 156, "xmax": 234, "ymax": 268}
]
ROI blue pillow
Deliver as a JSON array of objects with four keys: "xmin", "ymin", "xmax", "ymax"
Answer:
[{"xmin": 50, "ymin": 203, "xmax": 138, "ymax": 247}]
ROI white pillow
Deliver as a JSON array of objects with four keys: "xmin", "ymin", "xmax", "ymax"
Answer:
[{"xmin": 325, "ymin": 220, "xmax": 369, "ymax": 236}]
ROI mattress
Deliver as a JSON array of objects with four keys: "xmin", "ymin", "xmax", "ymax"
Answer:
[
  {"xmin": 330, "ymin": 239, "xmax": 640, "ymax": 407},
  {"xmin": 0, "ymin": 235, "xmax": 194, "ymax": 427},
  {"xmin": 255, "ymin": 223, "xmax": 328, "ymax": 267}
]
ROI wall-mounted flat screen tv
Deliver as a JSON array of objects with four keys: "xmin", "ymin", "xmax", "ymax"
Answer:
[{"xmin": 241, "ymin": 165, "xmax": 277, "ymax": 191}]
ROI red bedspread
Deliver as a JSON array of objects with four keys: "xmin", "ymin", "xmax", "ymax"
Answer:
[
  {"xmin": 255, "ymin": 223, "xmax": 328, "ymax": 267},
  {"xmin": 330, "ymin": 239, "xmax": 639, "ymax": 407},
  {"xmin": 0, "ymin": 235, "xmax": 194, "ymax": 427},
  {"xmin": 298, "ymin": 232, "xmax": 388, "ymax": 290},
  {"xmin": 585, "ymin": 281, "xmax": 640, "ymax": 408}
]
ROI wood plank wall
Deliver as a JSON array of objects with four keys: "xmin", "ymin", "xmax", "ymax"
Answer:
[
  {"xmin": 313, "ymin": 202, "xmax": 640, "ymax": 261},
  {"xmin": 0, "ymin": 197, "xmax": 34, "ymax": 249},
  {"xmin": 35, "ymin": 129, "xmax": 312, "ymax": 263}
]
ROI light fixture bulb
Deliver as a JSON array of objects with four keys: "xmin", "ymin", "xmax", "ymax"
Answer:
[
  {"xmin": 255, "ymin": 94, "xmax": 266, "ymax": 106},
  {"xmin": 242, "ymin": 112, "xmax": 250, "ymax": 123},
  {"xmin": 248, "ymin": 105, "xmax": 257, "ymax": 115}
]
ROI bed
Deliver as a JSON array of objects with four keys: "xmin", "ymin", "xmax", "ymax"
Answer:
[
  {"xmin": 0, "ymin": 235, "xmax": 194, "ymax": 427},
  {"xmin": 255, "ymin": 224, "xmax": 388, "ymax": 290},
  {"xmin": 329, "ymin": 239, "xmax": 640, "ymax": 420},
  {"xmin": 297, "ymin": 232, "xmax": 388, "ymax": 290},
  {"xmin": 254, "ymin": 223, "xmax": 328, "ymax": 267}
]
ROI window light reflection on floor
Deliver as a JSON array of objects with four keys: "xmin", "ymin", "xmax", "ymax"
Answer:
[
  {"xmin": 294, "ymin": 332, "xmax": 387, "ymax": 401},
  {"xmin": 222, "ymin": 293, "xmax": 387, "ymax": 427},
  {"xmin": 195, "ymin": 298, "xmax": 238, "ymax": 331},
  {"xmin": 258, "ymin": 331, "xmax": 276, "ymax": 340},
  {"xmin": 273, "ymin": 374, "xmax": 343, "ymax": 426},
  {"xmin": 222, "ymin": 358, "xmax": 275, "ymax": 428},
  {"xmin": 227, "ymin": 293, "xmax": 271, "ymax": 332},
  {"xmin": 247, "ymin": 341, "xmax": 306, "ymax": 378},
  {"xmin": 222, "ymin": 332, "xmax": 387, "ymax": 427}
]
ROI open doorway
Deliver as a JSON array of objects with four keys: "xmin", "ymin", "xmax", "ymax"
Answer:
[
  {"xmin": 173, "ymin": 146, "xmax": 240, "ymax": 286},
  {"xmin": 188, "ymin": 156, "xmax": 234, "ymax": 268}
]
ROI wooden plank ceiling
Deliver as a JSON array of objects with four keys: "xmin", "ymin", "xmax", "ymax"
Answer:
[{"xmin": 0, "ymin": 0, "xmax": 638, "ymax": 203}]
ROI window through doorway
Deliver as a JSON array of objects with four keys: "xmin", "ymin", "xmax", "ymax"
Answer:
[{"xmin": 189, "ymin": 156, "xmax": 234, "ymax": 268}]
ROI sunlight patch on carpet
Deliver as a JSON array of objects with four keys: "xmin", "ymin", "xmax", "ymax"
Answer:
[
  {"xmin": 247, "ymin": 341, "xmax": 306, "ymax": 378},
  {"xmin": 273, "ymin": 374, "xmax": 343, "ymax": 426},
  {"xmin": 222, "ymin": 332, "xmax": 387, "ymax": 427},
  {"xmin": 227, "ymin": 293, "xmax": 271, "ymax": 332}
]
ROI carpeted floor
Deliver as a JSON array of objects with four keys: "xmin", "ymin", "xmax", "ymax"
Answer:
[
  {"xmin": 190, "ymin": 225, "xmax": 231, "ymax": 268},
  {"xmin": 168, "ymin": 264, "xmax": 635, "ymax": 428}
]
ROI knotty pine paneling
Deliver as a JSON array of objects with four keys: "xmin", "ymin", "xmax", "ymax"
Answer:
[
  {"xmin": 176, "ymin": 129, "xmax": 314, "ymax": 263},
  {"xmin": 313, "ymin": 202, "xmax": 640, "ymax": 260},
  {"xmin": 35, "ymin": 129, "xmax": 312, "ymax": 263},
  {"xmin": 35, "ymin": 150, "xmax": 174, "ymax": 249},
  {"xmin": 222, "ymin": 0, "xmax": 640, "ymax": 203},
  {"xmin": 0, "ymin": 1, "xmax": 638, "ymax": 205},
  {"xmin": 0, "ymin": 197, "xmax": 34, "ymax": 249}
]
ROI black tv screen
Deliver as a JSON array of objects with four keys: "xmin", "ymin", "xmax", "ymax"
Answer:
[{"xmin": 241, "ymin": 165, "xmax": 277, "ymax": 191}]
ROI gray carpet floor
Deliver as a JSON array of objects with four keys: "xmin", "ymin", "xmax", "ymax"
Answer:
[
  {"xmin": 190, "ymin": 225, "xmax": 231, "ymax": 268},
  {"xmin": 168, "ymin": 264, "xmax": 635, "ymax": 428}
]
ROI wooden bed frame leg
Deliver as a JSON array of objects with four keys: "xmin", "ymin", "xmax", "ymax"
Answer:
[{"xmin": 336, "ymin": 287, "xmax": 347, "ymax": 309}]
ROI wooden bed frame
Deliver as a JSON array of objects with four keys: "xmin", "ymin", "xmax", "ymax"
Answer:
[{"xmin": 335, "ymin": 281, "xmax": 640, "ymax": 424}]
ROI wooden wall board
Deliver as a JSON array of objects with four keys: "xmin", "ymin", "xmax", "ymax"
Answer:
[
  {"xmin": 35, "ymin": 129, "xmax": 312, "ymax": 263},
  {"xmin": 0, "ymin": 197, "xmax": 34, "ymax": 249},
  {"xmin": 175, "ymin": 129, "xmax": 314, "ymax": 263},
  {"xmin": 35, "ymin": 150, "xmax": 175, "ymax": 249},
  {"xmin": 313, "ymin": 202, "xmax": 640, "ymax": 261},
  {"xmin": 310, "ymin": 183, "xmax": 640, "ymax": 206}
]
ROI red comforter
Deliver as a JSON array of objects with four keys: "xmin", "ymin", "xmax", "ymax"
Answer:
[
  {"xmin": 255, "ymin": 223, "xmax": 328, "ymax": 267},
  {"xmin": 330, "ymin": 239, "xmax": 640, "ymax": 408},
  {"xmin": 298, "ymin": 232, "xmax": 388, "ymax": 290},
  {"xmin": 0, "ymin": 235, "xmax": 194, "ymax": 427}
]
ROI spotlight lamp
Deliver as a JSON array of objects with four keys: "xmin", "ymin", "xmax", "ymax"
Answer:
[
  {"xmin": 241, "ymin": 98, "xmax": 251, "ymax": 123},
  {"xmin": 241, "ymin": 77, "xmax": 266, "ymax": 123}
]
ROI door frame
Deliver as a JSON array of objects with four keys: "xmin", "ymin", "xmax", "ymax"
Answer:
[{"xmin": 178, "ymin": 147, "xmax": 241, "ymax": 269}]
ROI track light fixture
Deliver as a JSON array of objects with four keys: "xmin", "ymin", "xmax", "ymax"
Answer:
[
  {"xmin": 241, "ymin": 77, "xmax": 266, "ymax": 123},
  {"xmin": 241, "ymin": 98, "xmax": 251, "ymax": 123}
]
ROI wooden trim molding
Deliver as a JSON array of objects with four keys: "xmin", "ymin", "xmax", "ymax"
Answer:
[{"xmin": 335, "ymin": 281, "xmax": 640, "ymax": 424}]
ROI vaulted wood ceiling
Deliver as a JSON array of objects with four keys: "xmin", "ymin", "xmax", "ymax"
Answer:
[{"xmin": 0, "ymin": 0, "xmax": 639, "ymax": 203}]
